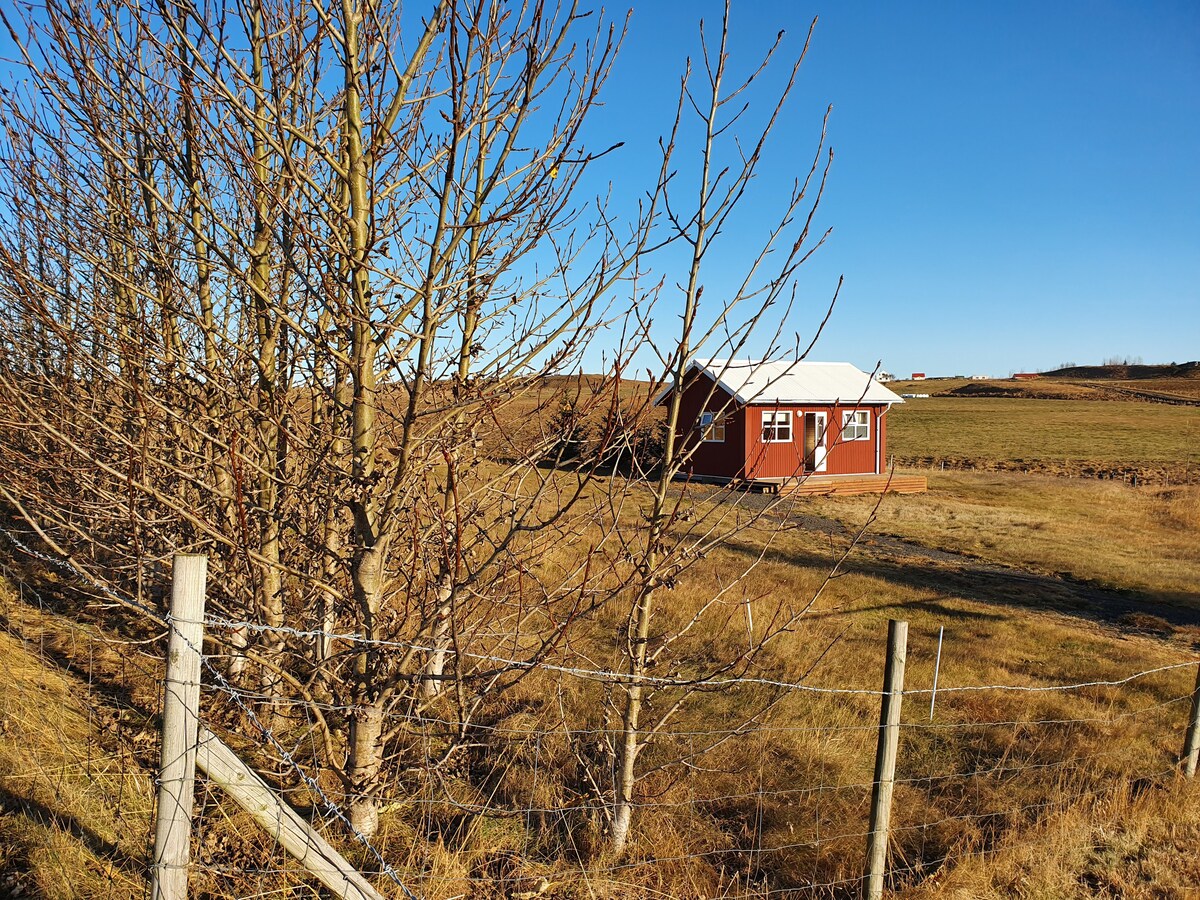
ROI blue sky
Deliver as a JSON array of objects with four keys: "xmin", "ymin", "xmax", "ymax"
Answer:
[
  {"xmin": 1, "ymin": 2, "xmax": 1194, "ymax": 379},
  {"xmin": 588, "ymin": 0, "xmax": 1200, "ymax": 377}
]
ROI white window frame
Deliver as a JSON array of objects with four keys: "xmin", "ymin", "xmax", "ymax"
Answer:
[
  {"xmin": 761, "ymin": 410, "xmax": 792, "ymax": 443},
  {"xmin": 843, "ymin": 409, "xmax": 870, "ymax": 441},
  {"xmin": 698, "ymin": 411, "xmax": 726, "ymax": 443}
]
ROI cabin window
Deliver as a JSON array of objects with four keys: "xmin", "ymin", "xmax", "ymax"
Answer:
[
  {"xmin": 698, "ymin": 411, "xmax": 725, "ymax": 442},
  {"xmin": 761, "ymin": 410, "xmax": 792, "ymax": 443},
  {"xmin": 843, "ymin": 410, "xmax": 870, "ymax": 441}
]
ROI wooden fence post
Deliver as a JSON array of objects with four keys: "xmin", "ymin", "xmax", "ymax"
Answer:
[
  {"xmin": 1183, "ymin": 662, "xmax": 1200, "ymax": 779},
  {"xmin": 150, "ymin": 554, "xmax": 208, "ymax": 900},
  {"xmin": 194, "ymin": 727, "xmax": 386, "ymax": 900},
  {"xmin": 865, "ymin": 619, "xmax": 908, "ymax": 900}
]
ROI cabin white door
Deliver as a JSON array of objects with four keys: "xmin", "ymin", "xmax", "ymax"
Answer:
[{"xmin": 804, "ymin": 412, "xmax": 828, "ymax": 472}]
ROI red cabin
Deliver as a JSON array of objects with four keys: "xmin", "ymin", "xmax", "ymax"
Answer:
[{"xmin": 656, "ymin": 359, "xmax": 908, "ymax": 487}]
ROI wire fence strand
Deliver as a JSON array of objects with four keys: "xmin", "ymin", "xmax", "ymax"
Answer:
[{"xmin": 1, "ymin": 534, "xmax": 1198, "ymax": 900}]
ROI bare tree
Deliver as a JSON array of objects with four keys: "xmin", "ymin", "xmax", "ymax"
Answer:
[
  {"xmin": 0, "ymin": 0, "xmax": 660, "ymax": 838},
  {"xmin": 595, "ymin": 4, "xmax": 838, "ymax": 856},
  {"xmin": 0, "ymin": 0, "xmax": 845, "ymax": 863}
]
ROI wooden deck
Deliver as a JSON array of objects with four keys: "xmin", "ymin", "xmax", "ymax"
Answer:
[
  {"xmin": 757, "ymin": 473, "xmax": 928, "ymax": 496},
  {"xmin": 679, "ymin": 472, "xmax": 928, "ymax": 496}
]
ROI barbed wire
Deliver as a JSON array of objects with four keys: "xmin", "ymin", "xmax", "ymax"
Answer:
[
  {"xmin": 4, "ymin": 526, "xmax": 1199, "ymax": 899},
  {"xmin": 0, "ymin": 541, "xmax": 418, "ymax": 900},
  {"xmin": 187, "ymin": 630, "xmax": 421, "ymax": 900},
  {"xmin": 202, "ymin": 613, "xmax": 1200, "ymax": 699},
  {"xmin": 277, "ymin": 755, "xmax": 1173, "ymax": 891},
  {"xmin": 207, "ymin": 740, "xmax": 1175, "ymax": 827},
  {"xmin": 197, "ymin": 684, "xmax": 1195, "ymax": 736},
  {"xmin": 0, "ymin": 522, "xmax": 167, "ymax": 624},
  {"xmin": 5, "ymin": 518, "xmax": 1195, "ymax": 702}
]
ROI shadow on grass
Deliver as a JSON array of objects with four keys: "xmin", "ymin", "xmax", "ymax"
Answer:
[
  {"xmin": 0, "ymin": 608, "xmax": 150, "ymax": 720},
  {"xmin": 0, "ymin": 783, "xmax": 147, "ymax": 881},
  {"xmin": 723, "ymin": 532, "xmax": 1200, "ymax": 642},
  {"xmin": 799, "ymin": 592, "xmax": 1009, "ymax": 623}
]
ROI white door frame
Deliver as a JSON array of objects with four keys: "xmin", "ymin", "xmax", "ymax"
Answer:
[{"xmin": 806, "ymin": 411, "xmax": 828, "ymax": 473}]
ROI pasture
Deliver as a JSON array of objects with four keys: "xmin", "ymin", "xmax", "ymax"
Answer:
[
  {"xmin": 887, "ymin": 396, "xmax": 1199, "ymax": 482},
  {"xmin": 1, "ymin": 382, "xmax": 1198, "ymax": 899},
  {"xmin": 806, "ymin": 471, "xmax": 1200, "ymax": 614}
]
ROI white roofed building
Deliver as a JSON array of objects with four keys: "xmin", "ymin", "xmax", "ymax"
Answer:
[{"xmin": 654, "ymin": 359, "xmax": 919, "ymax": 492}]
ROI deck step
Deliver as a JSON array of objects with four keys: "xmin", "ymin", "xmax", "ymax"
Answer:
[
  {"xmin": 675, "ymin": 472, "xmax": 928, "ymax": 496},
  {"xmin": 767, "ymin": 474, "xmax": 928, "ymax": 496}
]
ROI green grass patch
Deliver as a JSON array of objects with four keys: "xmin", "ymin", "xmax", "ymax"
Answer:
[{"xmin": 888, "ymin": 398, "xmax": 1200, "ymax": 468}]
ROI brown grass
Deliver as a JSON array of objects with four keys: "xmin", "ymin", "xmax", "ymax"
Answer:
[
  {"xmin": 907, "ymin": 779, "xmax": 1200, "ymax": 899},
  {"xmin": 1163, "ymin": 487, "xmax": 1200, "ymax": 531},
  {"xmin": 803, "ymin": 472, "xmax": 1200, "ymax": 601},
  {"xmin": 3, "ymin": 499, "xmax": 1197, "ymax": 898},
  {"xmin": 2, "ymin": 390, "xmax": 1199, "ymax": 897},
  {"xmin": 0, "ymin": 577, "xmax": 368, "ymax": 900},
  {"xmin": 0, "ymin": 606, "xmax": 149, "ymax": 899}
]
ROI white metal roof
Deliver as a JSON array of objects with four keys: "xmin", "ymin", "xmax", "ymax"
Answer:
[{"xmin": 655, "ymin": 359, "xmax": 904, "ymax": 406}]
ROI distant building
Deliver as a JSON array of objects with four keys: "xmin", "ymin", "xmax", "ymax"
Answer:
[
  {"xmin": 911, "ymin": 372, "xmax": 926, "ymax": 380},
  {"xmin": 968, "ymin": 374, "xmax": 989, "ymax": 380},
  {"xmin": 1012, "ymin": 372, "xmax": 1039, "ymax": 380},
  {"xmin": 656, "ymin": 359, "xmax": 903, "ymax": 482},
  {"xmin": 877, "ymin": 371, "xmax": 896, "ymax": 383}
]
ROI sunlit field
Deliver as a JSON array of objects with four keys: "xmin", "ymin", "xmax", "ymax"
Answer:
[
  {"xmin": 804, "ymin": 472, "xmax": 1200, "ymax": 602},
  {"xmin": 887, "ymin": 398, "xmax": 1199, "ymax": 473},
  {"xmin": 2, "ymin": 378, "xmax": 1199, "ymax": 899}
]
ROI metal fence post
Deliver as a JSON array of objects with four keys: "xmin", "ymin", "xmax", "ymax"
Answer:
[
  {"xmin": 865, "ymin": 619, "xmax": 907, "ymax": 900},
  {"xmin": 150, "ymin": 554, "xmax": 208, "ymax": 900}
]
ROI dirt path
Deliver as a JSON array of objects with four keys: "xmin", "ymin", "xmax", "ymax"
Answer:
[{"xmin": 1100, "ymin": 385, "xmax": 1200, "ymax": 406}]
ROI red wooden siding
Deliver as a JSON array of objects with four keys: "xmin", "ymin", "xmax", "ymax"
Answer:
[
  {"xmin": 743, "ymin": 407, "xmax": 804, "ymax": 479},
  {"xmin": 669, "ymin": 376, "xmax": 893, "ymax": 480},
  {"xmin": 741, "ymin": 404, "xmax": 886, "ymax": 478},
  {"xmin": 878, "ymin": 410, "xmax": 888, "ymax": 471},
  {"xmin": 673, "ymin": 371, "xmax": 746, "ymax": 478},
  {"xmin": 827, "ymin": 406, "xmax": 883, "ymax": 476}
]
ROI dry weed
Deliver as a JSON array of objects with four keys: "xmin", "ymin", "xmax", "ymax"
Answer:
[
  {"xmin": 0, "ymin": 587, "xmax": 149, "ymax": 899},
  {"xmin": 907, "ymin": 779, "xmax": 1200, "ymax": 899},
  {"xmin": 806, "ymin": 470, "xmax": 1200, "ymax": 598},
  {"xmin": 1160, "ymin": 485, "xmax": 1200, "ymax": 531}
]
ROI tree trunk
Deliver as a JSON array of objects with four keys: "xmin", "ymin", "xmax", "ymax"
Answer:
[
  {"xmin": 347, "ymin": 700, "xmax": 384, "ymax": 837},
  {"xmin": 421, "ymin": 575, "xmax": 454, "ymax": 699},
  {"xmin": 609, "ymin": 681, "xmax": 643, "ymax": 856},
  {"xmin": 347, "ymin": 544, "xmax": 386, "ymax": 835}
]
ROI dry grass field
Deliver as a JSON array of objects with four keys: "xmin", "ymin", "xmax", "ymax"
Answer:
[
  {"xmin": 1, "ymin": 371, "xmax": 1198, "ymax": 899},
  {"xmin": 806, "ymin": 472, "xmax": 1200, "ymax": 613},
  {"xmin": 0, "ymin": 603, "xmax": 150, "ymax": 900},
  {"xmin": 3, "ymin": 492, "xmax": 1199, "ymax": 898}
]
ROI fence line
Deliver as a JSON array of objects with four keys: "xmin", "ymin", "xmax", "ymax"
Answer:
[
  {"xmin": 192, "ymin": 633, "xmax": 417, "ymax": 899},
  {"xmin": 199, "ymin": 612, "xmax": 1200, "ymax": 698},
  {"xmin": 195, "ymin": 685, "xmax": 1198, "ymax": 735},
  {"xmin": 3, "ymin": 520, "xmax": 1195, "ymax": 699},
  {"xmin": 1, "ymin": 538, "xmax": 1198, "ymax": 899}
]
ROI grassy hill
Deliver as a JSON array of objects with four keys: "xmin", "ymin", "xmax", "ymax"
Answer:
[
  {"xmin": 889, "ymin": 362, "xmax": 1200, "ymax": 404},
  {"xmin": 1043, "ymin": 361, "xmax": 1200, "ymax": 380}
]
